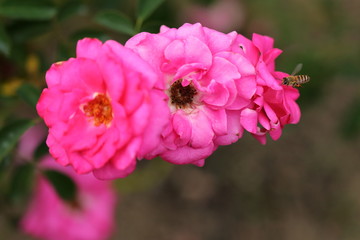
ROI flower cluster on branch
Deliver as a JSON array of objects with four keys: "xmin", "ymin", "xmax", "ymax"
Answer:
[{"xmin": 37, "ymin": 23, "xmax": 301, "ymax": 180}]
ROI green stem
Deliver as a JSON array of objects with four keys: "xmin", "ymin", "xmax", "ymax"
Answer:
[{"xmin": 134, "ymin": 17, "xmax": 143, "ymax": 34}]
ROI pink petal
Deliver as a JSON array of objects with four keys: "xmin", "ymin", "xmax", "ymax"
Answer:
[
  {"xmin": 252, "ymin": 33, "xmax": 274, "ymax": 53},
  {"xmin": 233, "ymin": 34, "xmax": 259, "ymax": 65},
  {"xmin": 258, "ymin": 111, "xmax": 270, "ymax": 130},
  {"xmin": 252, "ymin": 133, "xmax": 267, "ymax": 145},
  {"xmin": 263, "ymin": 103, "xmax": 279, "ymax": 123},
  {"xmin": 214, "ymin": 110, "xmax": 244, "ymax": 146},
  {"xmin": 202, "ymin": 80, "xmax": 230, "ymax": 107},
  {"xmin": 264, "ymin": 48, "xmax": 282, "ymax": 70},
  {"xmin": 203, "ymin": 26, "xmax": 234, "ymax": 52},
  {"xmin": 257, "ymin": 61, "xmax": 282, "ymax": 90},
  {"xmin": 236, "ymin": 75, "xmax": 257, "ymax": 99},
  {"xmin": 92, "ymin": 160, "xmax": 136, "ymax": 180},
  {"xmin": 36, "ymin": 89, "xmax": 62, "ymax": 126},
  {"xmin": 159, "ymin": 25, "xmax": 170, "ymax": 33},
  {"xmin": 206, "ymin": 56, "xmax": 240, "ymax": 83},
  {"xmin": 173, "ymin": 63, "xmax": 207, "ymax": 81},
  {"xmin": 129, "ymin": 99, "xmax": 150, "ymax": 136},
  {"xmin": 192, "ymin": 159, "xmax": 205, "ymax": 167},
  {"xmin": 137, "ymin": 90, "xmax": 170, "ymax": 158},
  {"xmin": 107, "ymin": 40, "xmax": 158, "ymax": 87},
  {"xmin": 269, "ymin": 122, "xmax": 282, "ymax": 140},
  {"xmin": 46, "ymin": 133, "xmax": 69, "ymax": 165},
  {"xmin": 227, "ymin": 96, "xmax": 251, "ymax": 110},
  {"xmin": 188, "ymin": 110, "xmax": 215, "ymax": 148},
  {"xmin": 55, "ymin": 58, "xmax": 105, "ymax": 93},
  {"xmin": 125, "ymin": 33, "xmax": 171, "ymax": 85},
  {"xmin": 285, "ymin": 97, "xmax": 301, "ymax": 124},
  {"xmin": 240, "ymin": 108, "xmax": 258, "ymax": 133},
  {"xmin": 113, "ymin": 137, "xmax": 142, "ymax": 170},
  {"xmin": 263, "ymin": 87, "xmax": 283, "ymax": 104},
  {"xmin": 93, "ymin": 138, "xmax": 141, "ymax": 180},
  {"xmin": 161, "ymin": 143, "xmax": 215, "ymax": 165},
  {"xmin": 96, "ymin": 54, "xmax": 125, "ymax": 103},
  {"xmin": 67, "ymin": 152, "xmax": 94, "ymax": 174},
  {"xmin": 216, "ymin": 51, "xmax": 256, "ymax": 77},
  {"xmin": 45, "ymin": 63, "xmax": 62, "ymax": 88},
  {"xmin": 172, "ymin": 112, "xmax": 192, "ymax": 144},
  {"xmin": 176, "ymin": 23, "xmax": 206, "ymax": 43},
  {"xmin": 201, "ymin": 107, "xmax": 228, "ymax": 136},
  {"xmin": 284, "ymin": 86, "xmax": 300, "ymax": 100},
  {"xmin": 163, "ymin": 36, "xmax": 212, "ymax": 72},
  {"xmin": 76, "ymin": 38, "xmax": 103, "ymax": 59}
]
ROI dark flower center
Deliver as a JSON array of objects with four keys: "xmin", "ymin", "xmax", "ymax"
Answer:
[
  {"xmin": 170, "ymin": 80, "xmax": 197, "ymax": 108},
  {"xmin": 83, "ymin": 94, "xmax": 113, "ymax": 126}
]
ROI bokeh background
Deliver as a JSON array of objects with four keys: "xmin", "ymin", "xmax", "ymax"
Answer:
[{"xmin": 1, "ymin": 0, "xmax": 360, "ymax": 239}]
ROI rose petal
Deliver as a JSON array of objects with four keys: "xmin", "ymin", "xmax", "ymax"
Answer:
[
  {"xmin": 76, "ymin": 38, "xmax": 103, "ymax": 59},
  {"xmin": 161, "ymin": 143, "xmax": 215, "ymax": 165},
  {"xmin": 240, "ymin": 108, "xmax": 258, "ymax": 133},
  {"xmin": 188, "ymin": 110, "xmax": 214, "ymax": 148}
]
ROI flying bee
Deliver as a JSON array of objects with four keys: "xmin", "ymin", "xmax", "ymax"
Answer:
[{"xmin": 282, "ymin": 63, "xmax": 310, "ymax": 87}]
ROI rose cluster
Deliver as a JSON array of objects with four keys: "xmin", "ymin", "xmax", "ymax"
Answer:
[{"xmin": 37, "ymin": 23, "xmax": 301, "ymax": 180}]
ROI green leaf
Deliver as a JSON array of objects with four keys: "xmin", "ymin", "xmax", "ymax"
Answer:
[
  {"xmin": 8, "ymin": 163, "xmax": 35, "ymax": 203},
  {"xmin": 33, "ymin": 140, "xmax": 48, "ymax": 161},
  {"xmin": 43, "ymin": 169, "xmax": 77, "ymax": 203},
  {"xmin": 70, "ymin": 29, "xmax": 110, "ymax": 42},
  {"xmin": 94, "ymin": 10, "xmax": 135, "ymax": 36},
  {"xmin": 0, "ymin": 25, "xmax": 11, "ymax": 56},
  {"xmin": 0, "ymin": 119, "xmax": 35, "ymax": 163},
  {"xmin": 16, "ymin": 83, "xmax": 41, "ymax": 108},
  {"xmin": 58, "ymin": 1, "xmax": 87, "ymax": 21},
  {"xmin": 341, "ymin": 98, "xmax": 360, "ymax": 139},
  {"xmin": 9, "ymin": 21, "xmax": 51, "ymax": 42},
  {"xmin": 56, "ymin": 43, "xmax": 74, "ymax": 61},
  {"xmin": 0, "ymin": 155, "xmax": 11, "ymax": 172},
  {"xmin": 0, "ymin": 6, "xmax": 56, "ymax": 20},
  {"xmin": 137, "ymin": 0, "xmax": 165, "ymax": 21}
]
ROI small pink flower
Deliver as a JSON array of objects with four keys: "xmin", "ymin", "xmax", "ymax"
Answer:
[
  {"xmin": 228, "ymin": 33, "xmax": 301, "ymax": 144},
  {"xmin": 37, "ymin": 38, "xmax": 169, "ymax": 179},
  {"xmin": 126, "ymin": 23, "xmax": 247, "ymax": 166},
  {"xmin": 17, "ymin": 123, "xmax": 47, "ymax": 161},
  {"xmin": 21, "ymin": 155, "xmax": 117, "ymax": 240},
  {"xmin": 182, "ymin": 0, "xmax": 246, "ymax": 32}
]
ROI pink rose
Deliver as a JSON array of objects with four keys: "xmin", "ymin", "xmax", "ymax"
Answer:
[
  {"xmin": 17, "ymin": 123, "xmax": 47, "ymax": 161},
  {"xmin": 37, "ymin": 38, "xmax": 169, "ymax": 179},
  {"xmin": 126, "ymin": 23, "xmax": 246, "ymax": 166},
  {"xmin": 21, "ymin": 155, "xmax": 117, "ymax": 240},
  {"xmin": 228, "ymin": 33, "xmax": 301, "ymax": 144},
  {"xmin": 182, "ymin": 0, "xmax": 245, "ymax": 32}
]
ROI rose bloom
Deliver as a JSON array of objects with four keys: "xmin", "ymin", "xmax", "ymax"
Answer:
[
  {"xmin": 224, "ymin": 33, "xmax": 301, "ymax": 144},
  {"xmin": 37, "ymin": 38, "xmax": 169, "ymax": 179},
  {"xmin": 21, "ymin": 155, "xmax": 117, "ymax": 240},
  {"xmin": 181, "ymin": 0, "xmax": 245, "ymax": 32},
  {"xmin": 126, "ymin": 23, "xmax": 250, "ymax": 166},
  {"xmin": 17, "ymin": 123, "xmax": 47, "ymax": 161}
]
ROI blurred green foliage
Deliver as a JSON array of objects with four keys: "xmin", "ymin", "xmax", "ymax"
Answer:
[
  {"xmin": 0, "ymin": 0, "xmax": 359, "ymax": 239},
  {"xmin": 0, "ymin": 119, "xmax": 35, "ymax": 163},
  {"xmin": 341, "ymin": 97, "xmax": 360, "ymax": 140}
]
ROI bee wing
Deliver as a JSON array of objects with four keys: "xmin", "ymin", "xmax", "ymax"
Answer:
[{"xmin": 291, "ymin": 63, "xmax": 303, "ymax": 75}]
